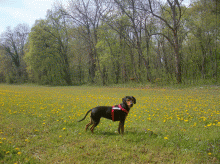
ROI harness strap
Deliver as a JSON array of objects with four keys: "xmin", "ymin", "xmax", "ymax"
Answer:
[
  {"xmin": 111, "ymin": 108, "xmax": 115, "ymax": 121},
  {"xmin": 118, "ymin": 104, "xmax": 129, "ymax": 114},
  {"xmin": 111, "ymin": 104, "xmax": 129, "ymax": 121}
]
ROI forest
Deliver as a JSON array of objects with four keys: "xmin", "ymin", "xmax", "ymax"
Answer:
[{"xmin": 0, "ymin": 0, "xmax": 219, "ymax": 86}]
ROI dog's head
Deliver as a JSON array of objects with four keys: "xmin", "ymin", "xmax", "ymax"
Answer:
[{"xmin": 122, "ymin": 96, "xmax": 136, "ymax": 108}]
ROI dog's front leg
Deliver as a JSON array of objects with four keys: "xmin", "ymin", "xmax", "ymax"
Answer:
[
  {"xmin": 118, "ymin": 121, "xmax": 124, "ymax": 134},
  {"xmin": 118, "ymin": 122, "xmax": 121, "ymax": 134}
]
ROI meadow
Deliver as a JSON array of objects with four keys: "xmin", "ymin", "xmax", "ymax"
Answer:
[{"xmin": 0, "ymin": 84, "xmax": 219, "ymax": 163}]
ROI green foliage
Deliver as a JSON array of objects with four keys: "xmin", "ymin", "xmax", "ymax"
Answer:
[
  {"xmin": 25, "ymin": 20, "xmax": 63, "ymax": 85},
  {"xmin": 183, "ymin": 0, "xmax": 220, "ymax": 82},
  {"xmin": 0, "ymin": 0, "xmax": 219, "ymax": 86},
  {"xmin": 25, "ymin": 9, "xmax": 72, "ymax": 86},
  {"xmin": 0, "ymin": 24, "xmax": 29, "ymax": 84}
]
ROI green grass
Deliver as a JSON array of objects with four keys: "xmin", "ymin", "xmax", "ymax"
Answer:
[{"xmin": 0, "ymin": 84, "xmax": 219, "ymax": 163}]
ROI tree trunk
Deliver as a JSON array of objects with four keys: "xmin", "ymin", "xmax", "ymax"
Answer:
[{"xmin": 174, "ymin": 31, "xmax": 182, "ymax": 83}]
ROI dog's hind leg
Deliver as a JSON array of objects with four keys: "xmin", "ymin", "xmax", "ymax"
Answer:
[
  {"xmin": 90, "ymin": 118, "xmax": 100, "ymax": 133},
  {"xmin": 85, "ymin": 118, "xmax": 93, "ymax": 131},
  {"xmin": 90, "ymin": 124, "xmax": 95, "ymax": 133}
]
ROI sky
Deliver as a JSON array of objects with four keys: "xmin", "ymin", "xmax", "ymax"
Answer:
[
  {"xmin": 0, "ymin": 0, "xmax": 191, "ymax": 35},
  {"xmin": 0, "ymin": 0, "xmax": 69, "ymax": 34}
]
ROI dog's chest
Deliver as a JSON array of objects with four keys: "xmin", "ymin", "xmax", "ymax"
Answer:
[{"xmin": 111, "ymin": 105, "xmax": 129, "ymax": 121}]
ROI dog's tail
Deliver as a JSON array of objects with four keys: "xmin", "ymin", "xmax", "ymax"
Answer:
[{"xmin": 78, "ymin": 109, "xmax": 92, "ymax": 122}]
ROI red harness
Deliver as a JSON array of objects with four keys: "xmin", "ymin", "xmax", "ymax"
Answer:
[{"xmin": 111, "ymin": 104, "xmax": 129, "ymax": 121}]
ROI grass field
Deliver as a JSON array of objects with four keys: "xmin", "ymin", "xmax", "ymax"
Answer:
[{"xmin": 0, "ymin": 84, "xmax": 219, "ymax": 163}]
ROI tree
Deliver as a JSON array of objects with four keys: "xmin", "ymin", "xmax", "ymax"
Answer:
[
  {"xmin": 113, "ymin": 0, "xmax": 153, "ymax": 82},
  {"xmin": 63, "ymin": 0, "xmax": 105, "ymax": 84},
  {"xmin": 25, "ymin": 8, "xmax": 72, "ymax": 85},
  {"xmin": 45, "ymin": 8, "xmax": 72, "ymax": 85},
  {"xmin": 0, "ymin": 24, "xmax": 29, "ymax": 83},
  {"xmin": 186, "ymin": 0, "xmax": 220, "ymax": 80},
  {"xmin": 147, "ymin": 0, "xmax": 186, "ymax": 83}
]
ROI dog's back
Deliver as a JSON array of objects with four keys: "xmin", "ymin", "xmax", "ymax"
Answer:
[{"xmin": 91, "ymin": 106, "xmax": 112, "ymax": 120}]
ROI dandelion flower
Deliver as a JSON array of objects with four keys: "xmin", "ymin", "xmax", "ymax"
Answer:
[
  {"xmin": 207, "ymin": 123, "xmax": 212, "ymax": 127},
  {"xmin": 164, "ymin": 137, "xmax": 168, "ymax": 140}
]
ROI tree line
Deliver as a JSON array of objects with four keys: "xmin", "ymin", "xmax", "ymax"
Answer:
[{"xmin": 0, "ymin": 0, "xmax": 219, "ymax": 86}]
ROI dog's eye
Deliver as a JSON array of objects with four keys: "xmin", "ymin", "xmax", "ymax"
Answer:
[{"xmin": 126, "ymin": 99, "xmax": 133, "ymax": 103}]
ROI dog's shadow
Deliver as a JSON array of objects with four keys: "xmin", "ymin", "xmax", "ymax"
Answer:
[
  {"xmin": 96, "ymin": 131, "xmax": 118, "ymax": 136},
  {"xmin": 94, "ymin": 130, "xmax": 162, "ymax": 139}
]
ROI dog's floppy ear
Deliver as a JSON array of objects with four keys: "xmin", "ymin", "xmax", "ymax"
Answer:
[
  {"xmin": 122, "ymin": 97, "xmax": 127, "ymax": 104},
  {"xmin": 131, "ymin": 96, "xmax": 136, "ymax": 104}
]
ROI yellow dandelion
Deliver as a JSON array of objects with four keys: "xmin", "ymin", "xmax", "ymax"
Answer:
[
  {"xmin": 59, "ymin": 135, "xmax": 62, "ymax": 138},
  {"xmin": 17, "ymin": 152, "xmax": 22, "ymax": 155},
  {"xmin": 207, "ymin": 123, "xmax": 212, "ymax": 127},
  {"xmin": 164, "ymin": 137, "xmax": 168, "ymax": 140},
  {"xmin": 63, "ymin": 128, "xmax": 66, "ymax": 130},
  {"xmin": 208, "ymin": 153, "xmax": 212, "ymax": 155}
]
